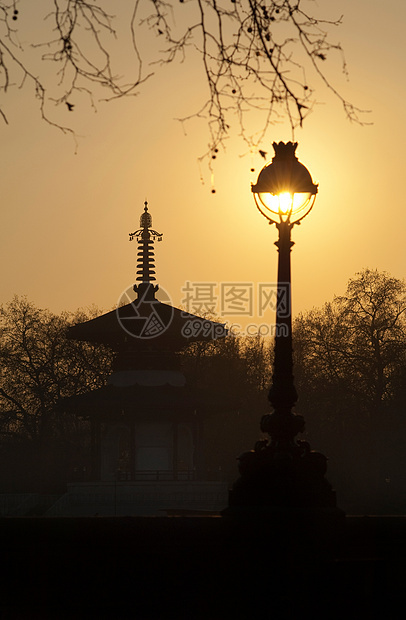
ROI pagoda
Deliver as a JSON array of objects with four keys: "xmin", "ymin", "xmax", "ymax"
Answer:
[{"xmin": 54, "ymin": 203, "xmax": 228, "ymax": 516}]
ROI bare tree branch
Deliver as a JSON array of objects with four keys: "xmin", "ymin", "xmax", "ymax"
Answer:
[{"xmin": 0, "ymin": 1, "xmax": 369, "ymax": 158}]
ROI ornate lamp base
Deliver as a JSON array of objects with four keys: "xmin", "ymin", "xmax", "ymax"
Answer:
[
  {"xmin": 225, "ymin": 437, "xmax": 337, "ymax": 511},
  {"xmin": 222, "ymin": 438, "xmax": 345, "ymax": 553}
]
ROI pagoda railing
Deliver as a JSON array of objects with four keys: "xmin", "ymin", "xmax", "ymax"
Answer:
[
  {"xmin": 70, "ymin": 468, "xmax": 226, "ymax": 483},
  {"xmin": 132, "ymin": 470, "xmax": 197, "ymax": 482}
]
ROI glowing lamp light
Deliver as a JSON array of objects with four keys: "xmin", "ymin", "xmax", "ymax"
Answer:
[{"xmin": 252, "ymin": 142, "xmax": 318, "ymax": 224}]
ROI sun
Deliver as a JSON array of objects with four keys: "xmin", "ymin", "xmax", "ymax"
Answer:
[{"xmin": 255, "ymin": 191, "xmax": 315, "ymax": 223}]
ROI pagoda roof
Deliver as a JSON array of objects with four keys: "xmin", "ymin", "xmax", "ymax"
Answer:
[{"xmin": 68, "ymin": 299, "xmax": 227, "ymax": 351}]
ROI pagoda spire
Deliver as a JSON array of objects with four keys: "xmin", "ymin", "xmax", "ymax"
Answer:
[{"xmin": 129, "ymin": 201, "xmax": 163, "ymax": 301}]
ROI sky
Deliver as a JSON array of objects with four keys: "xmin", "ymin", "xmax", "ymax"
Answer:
[{"xmin": 1, "ymin": 0, "xmax": 406, "ymax": 336}]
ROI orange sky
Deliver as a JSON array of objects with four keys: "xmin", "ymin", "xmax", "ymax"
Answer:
[{"xmin": 1, "ymin": 0, "xmax": 405, "ymax": 335}]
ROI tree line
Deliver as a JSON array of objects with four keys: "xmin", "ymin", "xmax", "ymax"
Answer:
[
  {"xmin": 1, "ymin": 268, "xmax": 406, "ymax": 512},
  {"xmin": 293, "ymin": 268, "xmax": 406, "ymax": 513},
  {"xmin": 0, "ymin": 297, "xmax": 113, "ymax": 492}
]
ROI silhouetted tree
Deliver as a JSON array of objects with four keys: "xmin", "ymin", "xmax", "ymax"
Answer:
[
  {"xmin": 295, "ymin": 269, "xmax": 406, "ymax": 425},
  {"xmin": 336, "ymin": 269, "xmax": 406, "ymax": 416},
  {"xmin": 0, "ymin": 1, "xmax": 365, "ymax": 158},
  {"xmin": 0, "ymin": 296, "xmax": 112, "ymax": 440},
  {"xmin": 0, "ymin": 296, "xmax": 113, "ymax": 491},
  {"xmin": 293, "ymin": 269, "xmax": 406, "ymax": 512}
]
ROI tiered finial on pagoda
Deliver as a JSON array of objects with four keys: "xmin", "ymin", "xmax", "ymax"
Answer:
[{"xmin": 129, "ymin": 201, "xmax": 163, "ymax": 301}]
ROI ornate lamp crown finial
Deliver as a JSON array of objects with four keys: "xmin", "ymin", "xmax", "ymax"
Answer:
[{"xmin": 272, "ymin": 141, "xmax": 298, "ymax": 160}]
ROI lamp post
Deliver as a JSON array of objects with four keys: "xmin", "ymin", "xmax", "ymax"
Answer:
[
  {"xmin": 226, "ymin": 142, "xmax": 337, "ymax": 512},
  {"xmin": 252, "ymin": 141, "xmax": 317, "ymax": 450}
]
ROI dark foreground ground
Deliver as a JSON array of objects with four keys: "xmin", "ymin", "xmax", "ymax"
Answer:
[{"xmin": 1, "ymin": 512, "xmax": 405, "ymax": 619}]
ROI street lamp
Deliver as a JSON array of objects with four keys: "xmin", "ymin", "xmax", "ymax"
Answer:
[
  {"xmin": 226, "ymin": 141, "xmax": 337, "ymax": 511},
  {"xmin": 252, "ymin": 141, "xmax": 317, "ymax": 445}
]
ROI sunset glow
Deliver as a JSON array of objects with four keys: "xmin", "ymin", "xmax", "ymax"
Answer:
[{"xmin": 0, "ymin": 0, "xmax": 405, "ymax": 331}]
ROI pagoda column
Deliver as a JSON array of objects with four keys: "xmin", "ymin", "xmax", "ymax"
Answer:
[
  {"xmin": 172, "ymin": 422, "xmax": 179, "ymax": 481},
  {"xmin": 90, "ymin": 419, "xmax": 101, "ymax": 481},
  {"xmin": 129, "ymin": 419, "xmax": 136, "ymax": 481}
]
